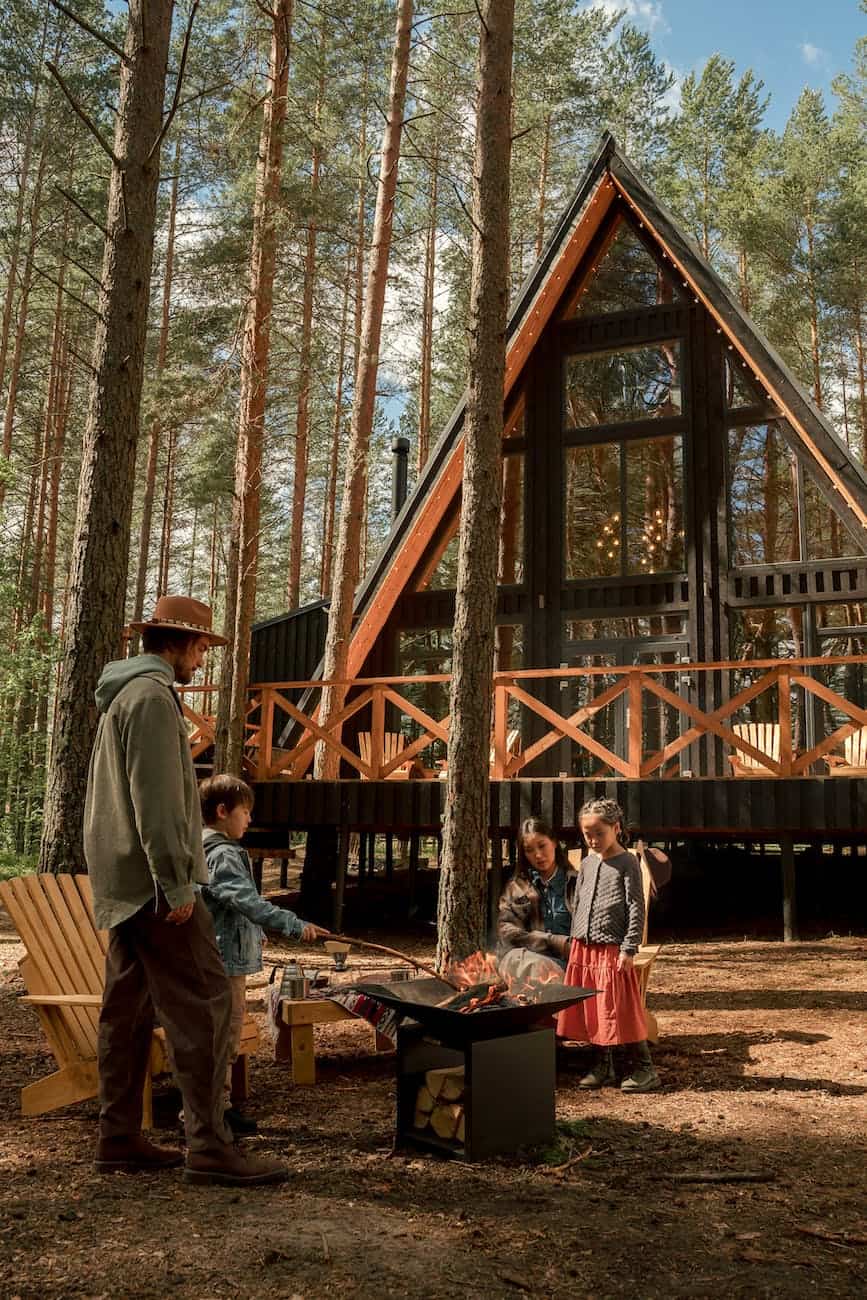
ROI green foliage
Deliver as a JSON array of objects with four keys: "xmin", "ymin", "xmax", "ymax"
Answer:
[{"xmin": 532, "ymin": 1117, "xmax": 594, "ymax": 1165}]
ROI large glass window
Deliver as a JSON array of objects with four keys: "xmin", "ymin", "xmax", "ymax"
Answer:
[
  {"xmin": 804, "ymin": 474, "xmax": 863, "ymax": 562},
  {"xmin": 728, "ymin": 422, "xmax": 799, "ymax": 566},
  {"xmin": 564, "ymin": 342, "xmax": 682, "ymax": 429},
  {"xmin": 729, "ymin": 421, "xmax": 867, "ymax": 566},
  {"xmin": 565, "ymin": 221, "xmax": 683, "ymax": 318},
  {"xmin": 565, "ymin": 435, "xmax": 684, "ymax": 579}
]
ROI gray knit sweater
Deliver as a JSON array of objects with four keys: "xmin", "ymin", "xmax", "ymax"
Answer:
[{"xmin": 569, "ymin": 850, "xmax": 645, "ymax": 956}]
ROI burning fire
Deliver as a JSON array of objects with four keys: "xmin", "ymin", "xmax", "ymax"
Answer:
[{"xmin": 442, "ymin": 950, "xmax": 565, "ymax": 1013}]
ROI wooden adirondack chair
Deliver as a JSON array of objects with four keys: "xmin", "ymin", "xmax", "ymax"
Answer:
[
  {"xmin": 358, "ymin": 730, "xmax": 419, "ymax": 779},
  {"xmin": 728, "ymin": 722, "xmax": 781, "ymax": 776},
  {"xmin": 566, "ymin": 846, "xmax": 662, "ymax": 1043},
  {"xmin": 826, "ymin": 725, "xmax": 867, "ymax": 775},
  {"xmin": 0, "ymin": 873, "xmax": 259, "ymax": 1124},
  {"xmin": 435, "ymin": 728, "xmax": 522, "ymax": 779},
  {"xmin": 634, "ymin": 850, "xmax": 662, "ymax": 1043}
]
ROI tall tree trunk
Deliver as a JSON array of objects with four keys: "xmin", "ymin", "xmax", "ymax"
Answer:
[
  {"xmin": 436, "ymin": 0, "xmax": 514, "ymax": 966},
  {"xmin": 0, "ymin": 143, "xmax": 48, "ymax": 512},
  {"xmin": 157, "ymin": 426, "xmax": 176, "ymax": 595},
  {"xmin": 418, "ymin": 143, "xmax": 439, "ymax": 474},
  {"xmin": 321, "ymin": 265, "xmax": 352, "ymax": 598},
  {"xmin": 805, "ymin": 213, "xmax": 822, "ymax": 410},
  {"xmin": 316, "ymin": 0, "xmax": 414, "ymax": 780},
  {"xmin": 0, "ymin": 4, "xmax": 48, "ymax": 411},
  {"xmin": 534, "ymin": 109, "xmax": 551, "ymax": 258},
  {"xmin": 43, "ymin": 332, "xmax": 74, "ymax": 633},
  {"xmin": 130, "ymin": 134, "xmax": 182, "ymax": 649},
  {"xmin": 215, "ymin": 0, "xmax": 292, "ymax": 774},
  {"xmin": 40, "ymin": 0, "xmax": 177, "ymax": 875},
  {"xmin": 287, "ymin": 16, "xmax": 326, "ymax": 609}
]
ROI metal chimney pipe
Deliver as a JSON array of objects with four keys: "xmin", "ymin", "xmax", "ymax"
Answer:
[{"xmin": 391, "ymin": 435, "xmax": 410, "ymax": 521}]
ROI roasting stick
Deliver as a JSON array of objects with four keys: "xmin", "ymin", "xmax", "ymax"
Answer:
[{"xmin": 319, "ymin": 930, "xmax": 461, "ymax": 990}]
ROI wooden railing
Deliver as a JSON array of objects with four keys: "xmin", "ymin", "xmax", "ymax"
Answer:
[{"xmin": 180, "ymin": 655, "xmax": 867, "ymax": 781}]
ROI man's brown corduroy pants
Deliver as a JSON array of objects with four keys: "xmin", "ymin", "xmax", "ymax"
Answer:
[{"xmin": 97, "ymin": 894, "xmax": 233, "ymax": 1155}]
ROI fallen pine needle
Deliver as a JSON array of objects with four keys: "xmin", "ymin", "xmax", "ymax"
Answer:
[
  {"xmin": 539, "ymin": 1144, "xmax": 593, "ymax": 1175},
  {"xmin": 796, "ymin": 1225, "xmax": 867, "ymax": 1247},
  {"xmin": 669, "ymin": 1171, "xmax": 775, "ymax": 1184}
]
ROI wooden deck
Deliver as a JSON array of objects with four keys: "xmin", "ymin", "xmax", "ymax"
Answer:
[{"xmin": 249, "ymin": 774, "xmax": 867, "ymax": 838}]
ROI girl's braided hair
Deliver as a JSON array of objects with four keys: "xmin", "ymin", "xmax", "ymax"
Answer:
[{"xmin": 578, "ymin": 798, "xmax": 630, "ymax": 846}]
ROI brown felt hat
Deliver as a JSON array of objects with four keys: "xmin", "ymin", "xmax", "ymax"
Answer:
[{"xmin": 128, "ymin": 595, "xmax": 228, "ymax": 646}]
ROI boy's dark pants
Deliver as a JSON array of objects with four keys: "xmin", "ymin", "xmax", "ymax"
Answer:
[{"xmin": 97, "ymin": 894, "xmax": 233, "ymax": 1155}]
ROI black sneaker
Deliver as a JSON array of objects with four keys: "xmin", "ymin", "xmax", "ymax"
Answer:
[{"xmin": 224, "ymin": 1107, "xmax": 258, "ymax": 1136}]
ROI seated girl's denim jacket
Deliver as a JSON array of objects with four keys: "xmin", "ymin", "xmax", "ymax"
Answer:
[{"xmin": 201, "ymin": 829, "xmax": 304, "ymax": 976}]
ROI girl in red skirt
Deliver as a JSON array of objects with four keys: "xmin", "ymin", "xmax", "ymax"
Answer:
[{"xmin": 557, "ymin": 798, "xmax": 660, "ymax": 1092}]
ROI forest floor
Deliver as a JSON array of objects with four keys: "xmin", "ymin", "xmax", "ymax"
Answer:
[{"xmin": 1, "ymin": 904, "xmax": 866, "ymax": 1300}]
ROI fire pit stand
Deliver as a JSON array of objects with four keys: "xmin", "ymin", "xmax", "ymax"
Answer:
[
  {"xmin": 396, "ymin": 1021, "xmax": 556, "ymax": 1161},
  {"xmin": 352, "ymin": 976, "xmax": 595, "ymax": 1162}
]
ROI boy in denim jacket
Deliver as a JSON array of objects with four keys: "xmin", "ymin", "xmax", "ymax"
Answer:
[{"xmin": 200, "ymin": 775, "xmax": 325, "ymax": 1133}]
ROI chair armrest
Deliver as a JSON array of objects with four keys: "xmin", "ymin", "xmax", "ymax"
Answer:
[
  {"xmin": 21, "ymin": 993, "xmax": 102, "ymax": 1007},
  {"xmin": 633, "ymin": 945, "xmax": 661, "ymax": 970}
]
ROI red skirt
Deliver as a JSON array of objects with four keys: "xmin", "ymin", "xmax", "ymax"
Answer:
[{"xmin": 556, "ymin": 940, "xmax": 647, "ymax": 1046}]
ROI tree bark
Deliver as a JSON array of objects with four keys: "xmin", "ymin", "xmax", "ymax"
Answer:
[
  {"xmin": 315, "ymin": 0, "xmax": 414, "ymax": 780},
  {"xmin": 418, "ymin": 142, "xmax": 439, "ymax": 474},
  {"xmin": 215, "ymin": 0, "xmax": 292, "ymax": 774},
  {"xmin": 287, "ymin": 15, "xmax": 326, "ymax": 610},
  {"xmin": 321, "ymin": 263, "xmax": 352, "ymax": 598},
  {"xmin": 40, "ymin": 0, "xmax": 177, "ymax": 875},
  {"xmin": 130, "ymin": 134, "xmax": 181, "ymax": 650},
  {"xmin": 436, "ymin": 0, "xmax": 514, "ymax": 967}
]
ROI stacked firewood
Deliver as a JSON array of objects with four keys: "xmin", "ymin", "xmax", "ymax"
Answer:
[{"xmin": 413, "ymin": 1066, "xmax": 466, "ymax": 1143}]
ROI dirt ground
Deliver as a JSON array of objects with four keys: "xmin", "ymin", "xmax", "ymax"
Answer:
[{"xmin": 1, "ymin": 914, "xmax": 865, "ymax": 1300}]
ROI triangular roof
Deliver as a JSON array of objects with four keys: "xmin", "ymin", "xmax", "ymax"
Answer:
[{"xmin": 343, "ymin": 132, "xmax": 867, "ymax": 677}]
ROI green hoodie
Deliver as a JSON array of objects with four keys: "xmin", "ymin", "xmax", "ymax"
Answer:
[{"xmin": 83, "ymin": 655, "xmax": 207, "ymax": 930}]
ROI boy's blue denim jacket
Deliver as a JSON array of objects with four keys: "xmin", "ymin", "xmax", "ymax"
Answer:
[{"xmin": 201, "ymin": 829, "xmax": 304, "ymax": 976}]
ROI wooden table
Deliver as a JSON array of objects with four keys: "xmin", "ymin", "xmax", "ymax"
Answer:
[{"xmin": 277, "ymin": 998, "xmax": 392, "ymax": 1086}]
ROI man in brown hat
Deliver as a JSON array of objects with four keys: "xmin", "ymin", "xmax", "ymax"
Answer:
[{"xmin": 84, "ymin": 596, "xmax": 286, "ymax": 1186}]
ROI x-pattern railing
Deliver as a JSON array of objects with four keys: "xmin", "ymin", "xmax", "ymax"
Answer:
[{"xmin": 179, "ymin": 655, "xmax": 867, "ymax": 781}]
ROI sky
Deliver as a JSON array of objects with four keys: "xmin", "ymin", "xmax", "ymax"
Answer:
[{"xmin": 587, "ymin": 0, "xmax": 865, "ymax": 131}]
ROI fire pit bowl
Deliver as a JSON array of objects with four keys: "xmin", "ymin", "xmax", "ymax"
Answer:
[{"xmin": 351, "ymin": 976, "xmax": 595, "ymax": 1046}]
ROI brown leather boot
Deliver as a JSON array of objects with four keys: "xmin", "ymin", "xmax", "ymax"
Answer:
[
  {"xmin": 183, "ymin": 1147, "xmax": 288, "ymax": 1187},
  {"xmin": 95, "ymin": 1134, "xmax": 184, "ymax": 1172}
]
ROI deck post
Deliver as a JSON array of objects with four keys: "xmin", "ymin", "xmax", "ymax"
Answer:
[
  {"xmin": 489, "ymin": 833, "xmax": 503, "ymax": 932},
  {"xmin": 780, "ymin": 833, "xmax": 798, "ymax": 942},
  {"xmin": 333, "ymin": 827, "xmax": 350, "ymax": 932},
  {"xmin": 408, "ymin": 833, "xmax": 420, "ymax": 917}
]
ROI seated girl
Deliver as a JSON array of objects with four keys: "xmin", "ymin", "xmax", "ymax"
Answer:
[{"xmin": 497, "ymin": 817, "xmax": 578, "ymax": 984}]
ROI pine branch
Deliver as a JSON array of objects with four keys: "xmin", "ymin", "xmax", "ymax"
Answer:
[
  {"xmin": 47, "ymin": 0, "xmax": 130, "ymax": 66},
  {"xmin": 45, "ymin": 61, "xmax": 122, "ymax": 170},
  {"xmin": 147, "ymin": 0, "xmax": 200, "ymax": 163},
  {"xmin": 55, "ymin": 185, "xmax": 109, "ymax": 239},
  {"xmin": 33, "ymin": 264, "xmax": 102, "ymax": 320}
]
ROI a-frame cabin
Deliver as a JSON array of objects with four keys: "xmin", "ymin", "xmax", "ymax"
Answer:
[{"xmin": 243, "ymin": 134, "xmax": 867, "ymax": 932}]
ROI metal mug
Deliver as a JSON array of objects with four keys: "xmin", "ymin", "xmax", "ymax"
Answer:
[{"xmin": 285, "ymin": 976, "xmax": 309, "ymax": 999}]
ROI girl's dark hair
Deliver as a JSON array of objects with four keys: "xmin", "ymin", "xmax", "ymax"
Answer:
[
  {"xmin": 517, "ymin": 817, "xmax": 570, "ymax": 874},
  {"xmin": 199, "ymin": 773, "xmax": 254, "ymax": 823},
  {"xmin": 578, "ymin": 798, "xmax": 630, "ymax": 846}
]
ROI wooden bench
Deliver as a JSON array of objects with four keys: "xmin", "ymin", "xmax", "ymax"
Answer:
[
  {"xmin": 0, "ymin": 873, "xmax": 259, "ymax": 1124},
  {"xmin": 276, "ymin": 997, "xmax": 392, "ymax": 1085}
]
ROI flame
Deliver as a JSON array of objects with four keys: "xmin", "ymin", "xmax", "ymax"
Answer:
[
  {"xmin": 447, "ymin": 951, "xmax": 501, "ymax": 990},
  {"xmin": 443, "ymin": 950, "xmax": 566, "ymax": 1012}
]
